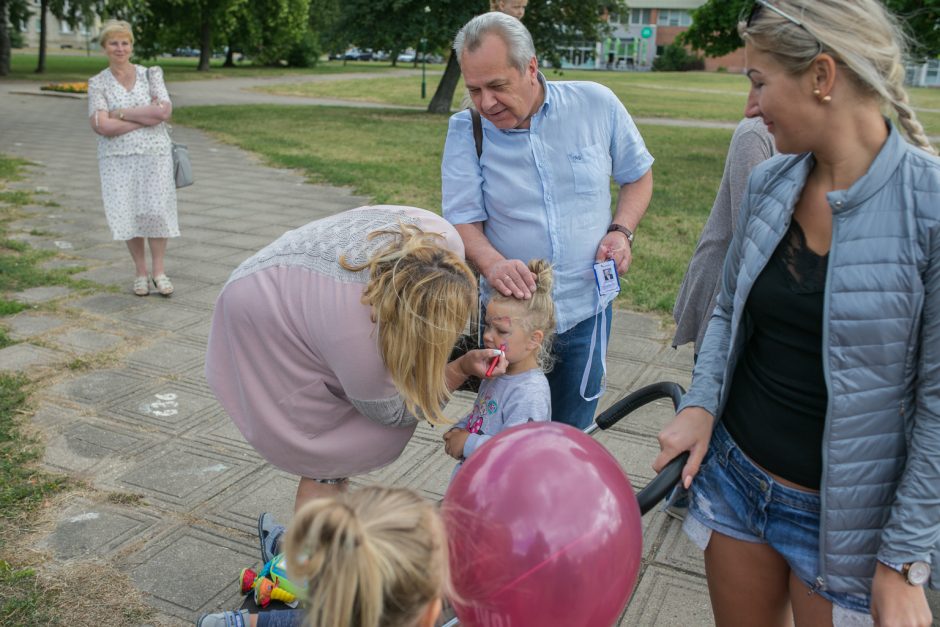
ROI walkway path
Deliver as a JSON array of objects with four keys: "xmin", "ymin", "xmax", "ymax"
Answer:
[{"xmin": 0, "ymin": 76, "xmax": 936, "ymax": 626}]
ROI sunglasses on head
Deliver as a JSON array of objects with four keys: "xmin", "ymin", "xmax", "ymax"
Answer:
[
  {"xmin": 746, "ymin": 0, "xmax": 823, "ymax": 54},
  {"xmin": 747, "ymin": 0, "xmax": 805, "ymax": 28}
]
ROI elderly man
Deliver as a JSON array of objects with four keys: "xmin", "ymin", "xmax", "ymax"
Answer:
[{"xmin": 442, "ymin": 12, "xmax": 654, "ymax": 429}]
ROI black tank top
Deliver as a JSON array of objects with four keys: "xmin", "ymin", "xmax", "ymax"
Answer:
[{"xmin": 722, "ymin": 219, "xmax": 829, "ymax": 489}]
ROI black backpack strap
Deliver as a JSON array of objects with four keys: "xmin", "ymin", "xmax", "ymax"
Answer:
[{"xmin": 470, "ymin": 108, "xmax": 483, "ymax": 159}]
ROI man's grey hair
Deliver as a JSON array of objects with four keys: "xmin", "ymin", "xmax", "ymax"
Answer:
[{"xmin": 454, "ymin": 11, "xmax": 536, "ymax": 74}]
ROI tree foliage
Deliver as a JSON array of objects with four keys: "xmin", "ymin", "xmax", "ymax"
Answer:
[
  {"xmin": 330, "ymin": 0, "xmax": 438, "ymax": 63},
  {"xmin": 425, "ymin": 0, "xmax": 625, "ymax": 113},
  {"xmin": 6, "ymin": 0, "xmax": 104, "ymax": 73},
  {"xmin": 0, "ymin": 0, "xmax": 27, "ymax": 75},
  {"xmin": 106, "ymin": 0, "xmax": 246, "ymax": 70},
  {"xmin": 229, "ymin": 0, "xmax": 311, "ymax": 66},
  {"xmin": 886, "ymin": 0, "xmax": 940, "ymax": 61},
  {"xmin": 681, "ymin": 0, "xmax": 940, "ymax": 61}
]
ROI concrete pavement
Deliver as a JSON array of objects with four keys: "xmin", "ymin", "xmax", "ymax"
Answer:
[{"xmin": 0, "ymin": 76, "xmax": 934, "ymax": 626}]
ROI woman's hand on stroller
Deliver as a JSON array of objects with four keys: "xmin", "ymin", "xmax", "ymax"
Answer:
[{"xmin": 654, "ymin": 407, "xmax": 715, "ymax": 490}]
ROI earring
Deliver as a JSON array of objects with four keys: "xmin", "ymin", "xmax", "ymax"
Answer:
[
  {"xmin": 822, "ymin": 95, "xmax": 832, "ymax": 103},
  {"xmin": 813, "ymin": 88, "xmax": 832, "ymax": 104}
]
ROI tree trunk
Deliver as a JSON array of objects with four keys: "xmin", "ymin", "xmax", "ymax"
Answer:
[
  {"xmin": 197, "ymin": 16, "xmax": 211, "ymax": 71},
  {"xmin": 223, "ymin": 40, "xmax": 234, "ymax": 67},
  {"xmin": 36, "ymin": 0, "xmax": 47, "ymax": 73},
  {"xmin": 427, "ymin": 50, "xmax": 460, "ymax": 114},
  {"xmin": 0, "ymin": 0, "xmax": 11, "ymax": 76}
]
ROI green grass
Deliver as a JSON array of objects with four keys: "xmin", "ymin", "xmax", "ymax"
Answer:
[
  {"xmin": 0, "ymin": 560, "xmax": 55, "ymax": 626},
  {"xmin": 0, "ymin": 372, "xmax": 70, "ymax": 627},
  {"xmin": 255, "ymin": 70, "xmax": 456, "ymax": 109},
  {"xmin": 257, "ymin": 69, "xmax": 939, "ymax": 131},
  {"xmin": 6, "ymin": 52, "xmax": 431, "ymax": 83},
  {"xmin": 0, "ymin": 374, "xmax": 68, "ymax": 529},
  {"xmin": 174, "ymin": 105, "xmax": 451, "ymax": 209},
  {"xmin": 0, "ymin": 156, "xmax": 91, "ymax": 307},
  {"xmin": 174, "ymin": 104, "xmax": 731, "ymax": 312}
]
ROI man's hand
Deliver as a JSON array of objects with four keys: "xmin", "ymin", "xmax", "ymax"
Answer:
[
  {"xmin": 596, "ymin": 230, "xmax": 633, "ymax": 275},
  {"xmin": 444, "ymin": 428, "xmax": 471, "ymax": 460},
  {"xmin": 484, "ymin": 259, "xmax": 537, "ymax": 299},
  {"xmin": 871, "ymin": 562, "xmax": 932, "ymax": 626}
]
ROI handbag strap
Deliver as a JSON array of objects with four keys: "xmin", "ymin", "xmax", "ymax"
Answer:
[
  {"xmin": 145, "ymin": 66, "xmax": 174, "ymax": 142},
  {"xmin": 470, "ymin": 108, "xmax": 483, "ymax": 159}
]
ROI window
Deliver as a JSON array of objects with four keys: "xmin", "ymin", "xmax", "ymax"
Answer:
[
  {"xmin": 657, "ymin": 9, "xmax": 691, "ymax": 27},
  {"xmin": 630, "ymin": 9, "xmax": 651, "ymax": 25},
  {"xmin": 608, "ymin": 12, "xmax": 620, "ymax": 25},
  {"xmin": 927, "ymin": 60, "xmax": 939, "ymax": 81},
  {"xmin": 60, "ymin": 20, "xmax": 72, "ymax": 34}
]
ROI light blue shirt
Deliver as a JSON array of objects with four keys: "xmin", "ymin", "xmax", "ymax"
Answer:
[{"xmin": 442, "ymin": 76, "xmax": 653, "ymax": 332}]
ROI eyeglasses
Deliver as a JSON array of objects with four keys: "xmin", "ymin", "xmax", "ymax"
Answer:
[{"xmin": 747, "ymin": 0, "xmax": 804, "ymax": 29}]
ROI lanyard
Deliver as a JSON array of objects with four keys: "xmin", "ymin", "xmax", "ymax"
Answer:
[{"xmin": 579, "ymin": 293, "xmax": 610, "ymax": 402}]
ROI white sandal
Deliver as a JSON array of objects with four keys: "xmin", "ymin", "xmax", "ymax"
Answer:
[
  {"xmin": 152, "ymin": 274, "xmax": 174, "ymax": 296},
  {"xmin": 133, "ymin": 276, "xmax": 150, "ymax": 296}
]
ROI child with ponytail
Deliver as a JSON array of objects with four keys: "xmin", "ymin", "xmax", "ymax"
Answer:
[
  {"xmin": 197, "ymin": 487, "xmax": 448, "ymax": 627},
  {"xmin": 444, "ymin": 259, "xmax": 556, "ymax": 466}
]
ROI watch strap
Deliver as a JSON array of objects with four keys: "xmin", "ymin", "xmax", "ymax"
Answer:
[{"xmin": 607, "ymin": 223, "xmax": 634, "ymax": 246}]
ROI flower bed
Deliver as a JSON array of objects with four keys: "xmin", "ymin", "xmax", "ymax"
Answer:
[{"xmin": 40, "ymin": 82, "xmax": 88, "ymax": 94}]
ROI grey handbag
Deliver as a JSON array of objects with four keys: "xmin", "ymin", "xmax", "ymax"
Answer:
[
  {"xmin": 146, "ymin": 66, "xmax": 193, "ymax": 188},
  {"xmin": 171, "ymin": 142, "xmax": 193, "ymax": 188}
]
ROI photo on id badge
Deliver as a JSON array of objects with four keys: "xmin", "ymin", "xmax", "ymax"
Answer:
[{"xmin": 593, "ymin": 260, "xmax": 620, "ymax": 297}]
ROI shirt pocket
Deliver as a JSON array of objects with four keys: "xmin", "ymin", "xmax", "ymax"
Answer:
[{"xmin": 568, "ymin": 143, "xmax": 609, "ymax": 195}]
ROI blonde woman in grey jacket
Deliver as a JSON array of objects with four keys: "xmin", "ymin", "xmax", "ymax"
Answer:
[{"xmin": 655, "ymin": 1, "xmax": 939, "ymax": 626}]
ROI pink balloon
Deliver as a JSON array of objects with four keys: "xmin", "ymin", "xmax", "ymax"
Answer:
[{"xmin": 443, "ymin": 422, "xmax": 642, "ymax": 627}]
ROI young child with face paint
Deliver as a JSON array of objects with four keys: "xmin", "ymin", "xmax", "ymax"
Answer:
[{"xmin": 443, "ymin": 259, "xmax": 555, "ymax": 467}]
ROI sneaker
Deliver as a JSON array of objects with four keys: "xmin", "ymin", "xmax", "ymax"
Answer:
[
  {"xmin": 258, "ymin": 512, "xmax": 286, "ymax": 564},
  {"xmin": 195, "ymin": 609, "xmax": 250, "ymax": 627}
]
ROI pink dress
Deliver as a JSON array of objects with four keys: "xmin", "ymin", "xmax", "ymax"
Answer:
[{"xmin": 205, "ymin": 206, "xmax": 465, "ymax": 479}]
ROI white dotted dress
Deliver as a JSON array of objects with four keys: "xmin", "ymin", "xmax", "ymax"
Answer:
[{"xmin": 88, "ymin": 65, "xmax": 180, "ymax": 241}]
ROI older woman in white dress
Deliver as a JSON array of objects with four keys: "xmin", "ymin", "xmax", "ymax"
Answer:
[{"xmin": 88, "ymin": 20, "xmax": 178, "ymax": 296}]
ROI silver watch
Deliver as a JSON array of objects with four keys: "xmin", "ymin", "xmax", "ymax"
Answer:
[
  {"xmin": 884, "ymin": 560, "xmax": 932, "ymax": 586},
  {"xmin": 903, "ymin": 561, "xmax": 931, "ymax": 586}
]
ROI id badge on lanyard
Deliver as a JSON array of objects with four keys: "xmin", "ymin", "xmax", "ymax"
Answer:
[{"xmin": 580, "ymin": 260, "xmax": 620, "ymax": 402}]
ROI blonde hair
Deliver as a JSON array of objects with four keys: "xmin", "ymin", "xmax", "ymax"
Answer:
[
  {"xmin": 489, "ymin": 258, "xmax": 556, "ymax": 371},
  {"xmin": 284, "ymin": 487, "xmax": 448, "ymax": 627},
  {"xmin": 738, "ymin": 0, "xmax": 936, "ymax": 155},
  {"xmin": 342, "ymin": 224, "xmax": 477, "ymax": 425},
  {"xmin": 98, "ymin": 19, "xmax": 134, "ymax": 47}
]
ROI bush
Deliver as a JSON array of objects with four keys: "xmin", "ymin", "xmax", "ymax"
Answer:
[
  {"xmin": 652, "ymin": 42, "xmax": 705, "ymax": 72},
  {"xmin": 286, "ymin": 31, "xmax": 321, "ymax": 68},
  {"xmin": 10, "ymin": 29, "xmax": 25, "ymax": 49}
]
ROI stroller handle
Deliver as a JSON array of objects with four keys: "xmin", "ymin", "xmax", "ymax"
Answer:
[{"xmin": 585, "ymin": 381, "xmax": 688, "ymax": 515}]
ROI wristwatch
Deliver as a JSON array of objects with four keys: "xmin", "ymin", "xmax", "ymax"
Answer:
[
  {"xmin": 882, "ymin": 560, "xmax": 931, "ymax": 586},
  {"xmin": 903, "ymin": 562, "xmax": 931, "ymax": 586},
  {"xmin": 606, "ymin": 223, "xmax": 634, "ymax": 248}
]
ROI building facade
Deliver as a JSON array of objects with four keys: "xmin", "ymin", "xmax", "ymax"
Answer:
[
  {"xmin": 557, "ymin": 0, "xmax": 746, "ymax": 73},
  {"xmin": 907, "ymin": 59, "xmax": 940, "ymax": 88},
  {"xmin": 17, "ymin": 0, "xmax": 102, "ymax": 51}
]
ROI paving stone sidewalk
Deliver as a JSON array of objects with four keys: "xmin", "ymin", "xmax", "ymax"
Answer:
[{"xmin": 3, "ymin": 80, "xmax": 933, "ymax": 626}]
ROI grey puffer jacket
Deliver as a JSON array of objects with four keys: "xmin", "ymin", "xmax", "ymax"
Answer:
[{"xmin": 679, "ymin": 122, "xmax": 940, "ymax": 595}]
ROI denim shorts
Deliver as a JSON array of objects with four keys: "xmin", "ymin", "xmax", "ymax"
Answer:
[{"xmin": 684, "ymin": 421, "xmax": 872, "ymax": 617}]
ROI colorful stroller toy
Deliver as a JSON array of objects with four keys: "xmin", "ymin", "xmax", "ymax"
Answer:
[{"xmin": 239, "ymin": 553, "xmax": 303, "ymax": 609}]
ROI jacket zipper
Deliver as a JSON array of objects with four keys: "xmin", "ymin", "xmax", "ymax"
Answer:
[{"xmin": 818, "ymin": 211, "xmax": 837, "ymax": 592}]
